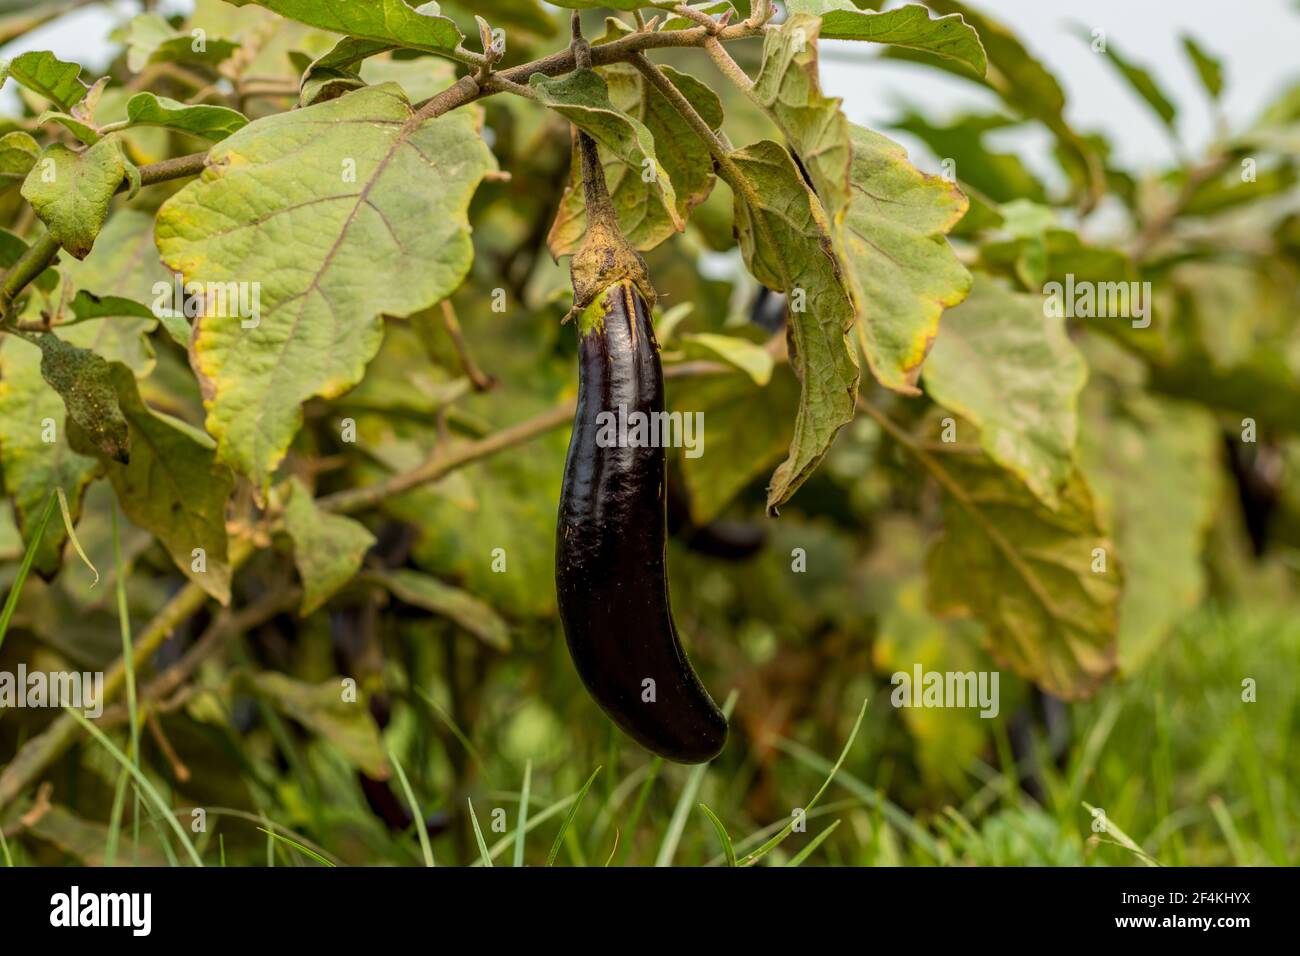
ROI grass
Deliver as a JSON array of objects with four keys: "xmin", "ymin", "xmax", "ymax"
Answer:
[{"xmin": 0, "ymin": 599, "xmax": 1292, "ymax": 867}]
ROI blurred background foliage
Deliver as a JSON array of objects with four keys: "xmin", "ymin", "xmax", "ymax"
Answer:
[{"xmin": 0, "ymin": 0, "xmax": 1297, "ymax": 867}]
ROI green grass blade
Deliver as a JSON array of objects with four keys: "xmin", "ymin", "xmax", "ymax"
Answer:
[
  {"xmin": 467, "ymin": 797, "xmax": 493, "ymax": 866},
  {"xmin": 787, "ymin": 819, "xmax": 841, "ymax": 867},
  {"xmin": 65, "ymin": 707, "xmax": 204, "ymax": 866},
  {"xmin": 547, "ymin": 765, "xmax": 601, "ymax": 866},
  {"xmin": 616, "ymin": 756, "xmax": 661, "ymax": 866},
  {"xmin": 256, "ymin": 827, "xmax": 335, "ymax": 867},
  {"xmin": 698, "ymin": 803, "xmax": 736, "ymax": 867},
  {"xmin": 655, "ymin": 690, "xmax": 737, "ymax": 867},
  {"xmin": 739, "ymin": 697, "xmax": 868, "ymax": 867},
  {"xmin": 0, "ymin": 824, "xmax": 12, "ymax": 866},
  {"xmin": 513, "ymin": 759, "xmax": 531, "ymax": 867},
  {"xmin": 219, "ymin": 834, "xmax": 226, "ymax": 867},
  {"xmin": 774, "ymin": 738, "xmax": 943, "ymax": 860},
  {"xmin": 417, "ymin": 687, "xmax": 492, "ymax": 785},
  {"xmin": 388, "ymin": 747, "xmax": 434, "ymax": 867},
  {"xmin": 0, "ymin": 489, "xmax": 58, "ymax": 652}
]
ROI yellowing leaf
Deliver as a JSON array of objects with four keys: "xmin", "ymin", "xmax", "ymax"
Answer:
[
  {"xmin": 926, "ymin": 452, "xmax": 1120, "ymax": 699},
  {"xmin": 156, "ymin": 83, "xmax": 496, "ymax": 493},
  {"xmin": 923, "ymin": 278, "xmax": 1086, "ymax": 509}
]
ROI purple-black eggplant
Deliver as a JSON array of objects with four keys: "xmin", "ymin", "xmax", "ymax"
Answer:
[{"xmin": 554, "ymin": 23, "xmax": 726, "ymax": 763}]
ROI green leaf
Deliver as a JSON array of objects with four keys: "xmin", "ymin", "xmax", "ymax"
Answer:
[
  {"xmin": 124, "ymin": 13, "xmax": 239, "ymax": 73},
  {"xmin": 56, "ymin": 209, "xmax": 167, "ymax": 374},
  {"xmin": 1180, "ymin": 34, "xmax": 1223, "ymax": 101},
  {"xmin": 444, "ymin": 0, "xmax": 557, "ymax": 37},
  {"xmin": 678, "ymin": 333, "xmax": 773, "ymax": 386},
  {"xmin": 35, "ymin": 110, "xmax": 99, "ymax": 145},
  {"xmin": 0, "ymin": 340, "xmax": 98, "ymax": 575},
  {"xmin": 225, "ymin": 0, "xmax": 463, "ymax": 53},
  {"xmin": 248, "ymin": 672, "xmax": 389, "ymax": 777},
  {"xmin": 892, "ymin": 111, "xmax": 1047, "ymax": 206},
  {"xmin": 698, "ymin": 803, "xmax": 737, "ymax": 866},
  {"xmin": 546, "ymin": 765, "xmax": 601, "ymax": 866},
  {"xmin": 671, "ymin": 368, "xmax": 799, "ymax": 523},
  {"xmin": 20, "ymin": 139, "xmax": 124, "ymax": 260},
  {"xmin": 34, "ymin": 333, "xmax": 130, "ymax": 464},
  {"xmin": 1081, "ymin": 393, "xmax": 1219, "ymax": 673},
  {"xmin": 125, "ymin": 92, "xmax": 249, "ymax": 141},
  {"xmin": 727, "ymin": 140, "xmax": 859, "ymax": 512},
  {"xmin": 156, "ymin": 83, "xmax": 497, "ymax": 493},
  {"xmin": 66, "ymin": 290, "xmax": 157, "ymax": 323},
  {"xmin": 532, "ymin": 68, "xmax": 682, "ymax": 242},
  {"xmin": 661, "ymin": 2, "xmax": 734, "ymax": 31},
  {"xmin": 787, "ymin": 1, "xmax": 987, "ymax": 76},
  {"xmin": 67, "ymin": 363, "xmax": 234, "ymax": 603},
  {"xmin": 923, "ymin": 279, "xmax": 1086, "ymax": 509},
  {"xmin": 1074, "ymin": 27, "xmax": 1176, "ymax": 130},
  {"xmin": 368, "ymin": 568, "xmax": 510, "ymax": 651},
  {"xmin": 925, "ymin": 452, "xmax": 1120, "ymax": 699},
  {"xmin": 0, "ymin": 131, "xmax": 40, "ymax": 191},
  {"xmin": 547, "ymin": 64, "xmax": 721, "ymax": 256},
  {"xmin": 3, "ymin": 50, "xmax": 88, "ymax": 113},
  {"xmin": 283, "ymin": 477, "xmax": 375, "ymax": 615}
]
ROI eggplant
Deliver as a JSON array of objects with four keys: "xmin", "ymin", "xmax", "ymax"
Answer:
[{"xmin": 555, "ymin": 279, "xmax": 727, "ymax": 763}]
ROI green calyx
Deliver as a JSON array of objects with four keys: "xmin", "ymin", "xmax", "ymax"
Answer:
[{"xmin": 566, "ymin": 123, "xmax": 655, "ymax": 323}]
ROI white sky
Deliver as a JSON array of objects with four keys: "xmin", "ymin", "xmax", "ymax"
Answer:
[{"xmin": 5, "ymin": 0, "xmax": 1298, "ymax": 179}]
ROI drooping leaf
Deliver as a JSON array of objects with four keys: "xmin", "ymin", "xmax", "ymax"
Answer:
[
  {"xmin": 925, "ymin": 451, "xmax": 1120, "ymax": 699},
  {"xmin": 728, "ymin": 139, "xmax": 860, "ymax": 512},
  {"xmin": 283, "ymin": 477, "xmax": 376, "ymax": 616},
  {"xmin": 20, "ymin": 138, "xmax": 124, "ymax": 260},
  {"xmin": 923, "ymin": 278, "xmax": 1086, "ymax": 509},
  {"xmin": 248, "ymin": 672, "xmax": 389, "ymax": 777},
  {"xmin": 0, "ymin": 131, "xmax": 40, "ymax": 191},
  {"xmin": 840, "ymin": 124, "xmax": 971, "ymax": 392},
  {"xmin": 753, "ymin": 16, "xmax": 970, "ymax": 394},
  {"xmin": 125, "ymin": 92, "xmax": 249, "ymax": 141},
  {"xmin": 34, "ymin": 333, "xmax": 130, "ymax": 464},
  {"xmin": 67, "ymin": 363, "xmax": 234, "ymax": 603},
  {"xmin": 225, "ymin": 0, "xmax": 462, "ymax": 53},
  {"xmin": 532, "ymin": 68, "xmax": 681, "ymax": 242},
  {"xmin": 787, "ymin": 1, "xmax": 986, "ymax": 76},
  {"xmin": 3, "ymin": 50, "xmax": 88, "ymax": 113},
  {"xmin": 1081, "ymin": 392, "xmax": 1219, "ymax": 672},
  {"xmin": 369, "ymin": 568, "xmax": 511, "ymax": 650},
  {"xmin": 0, "ymin": 339, "xmax": 97, "ymax": 575},
  {"xmin": 156, "ymin": 83, "xmax": 497, "ymax": 493},
  {"xmin": 547, "ymin": 65, "xmax": 721, "ymax": 256}
]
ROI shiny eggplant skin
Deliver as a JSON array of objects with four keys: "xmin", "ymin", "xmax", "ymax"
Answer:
[{"xmin": 556, "ymin": 280, "xmax": 727, "ymax": 763}]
